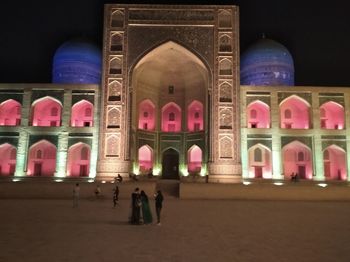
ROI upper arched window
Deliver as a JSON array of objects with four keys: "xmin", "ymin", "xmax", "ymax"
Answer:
[
  {"xmin": 254, "ymin": 148, "xmax": 262, "ymax": 162},
  {"xmin": 81, "ymin": 147, "xmax": 89, "ymax": 160},
  {"xmin": 36, "ymin": 150, "xmax": 42, "ymax": 159},
  {"xmin": 111, "ymin": 10, "xmax": 124, "ymax": 28},
  {"xmin": 250, "ymin": 109, "xmax": 257, "ymax": 119},
  {"xmin": 169, "ymin": 112, "xmax": 175, "ymax": 121},
  {"xmin": 297, "ymin": 151, "xmax": 304, "ymax": 161},
  {"xmin": 284, "ymin": 109, "xmax": 292, "ymax": 119}
]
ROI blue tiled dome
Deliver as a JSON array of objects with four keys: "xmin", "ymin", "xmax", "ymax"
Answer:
[
  {"xmin": 52, "ymin": 40, "xmax": 102, "ymax": 84},
  {"xmin": 240, "ymin": 38, "xmax": 294, "ymax": 86}
]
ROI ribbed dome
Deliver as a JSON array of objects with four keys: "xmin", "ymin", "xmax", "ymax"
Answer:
[
  {"xmin": 52, "ymin": 40, "xmax": 102, "ymax": 84},
  {"xmin": 240, "ymin": 38, "xmax": 294, "ymax": 86}
]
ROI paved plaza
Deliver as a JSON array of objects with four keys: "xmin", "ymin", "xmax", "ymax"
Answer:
[{"xmin": 1, "ymin": 197, "xmax": 350, "ymax": 262}]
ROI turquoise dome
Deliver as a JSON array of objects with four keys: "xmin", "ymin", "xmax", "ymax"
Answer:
[
  {"xmin": 52, "ymin": 40, "xmax": 102, "ymax": 84},
  {"xmin": 240, "ymin": 38, "xmax": 294, "ymax": 86}
]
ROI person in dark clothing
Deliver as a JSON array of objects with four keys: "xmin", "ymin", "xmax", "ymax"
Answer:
[
  {"xmin": 130, "ymin": 187, "xmax": 141, "ymax": 224},
  {"xmin": 154, "ymin": 190, "xmax": 164, "ymax": 225},
  {"xmin": 113, "ymin": 185, "xmax": 119, "ymax": 207}
]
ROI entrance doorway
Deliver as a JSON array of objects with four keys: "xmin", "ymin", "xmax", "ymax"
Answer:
[
  {"xmin": 254, "ymin": 166, "xmax": 263, "ymax": 178},
  {"xmin": 298, "ymin": 165, "xmax": 306, "ymax": 179},
  {"xmin": 34, "ymin": 163, "xmax": 42, "ymax": 176},
  {"xmin": 162, "ymin": 148, "xmax": 179, "ymax": 179}
]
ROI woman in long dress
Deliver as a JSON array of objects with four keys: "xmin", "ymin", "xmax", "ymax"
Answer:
[{"xmin": 140, "ymin": 190, "xmax": 153, "ymax": 224}]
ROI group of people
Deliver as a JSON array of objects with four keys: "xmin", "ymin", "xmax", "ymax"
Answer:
[
  {"xmin": 72, "ymin": 183, "xmax": 164, "ymax": 226},
  {"xmin": 130, "ymin": 187, "xmax": 164, "ymax": 226}
]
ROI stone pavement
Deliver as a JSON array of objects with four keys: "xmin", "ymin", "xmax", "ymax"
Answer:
[{"xmin": 1, "ymin": 198, "xmax": 350, "ymax": 262}]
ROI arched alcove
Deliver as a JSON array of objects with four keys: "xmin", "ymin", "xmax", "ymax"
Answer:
[
  {"xmin": 138, "ymin": 145, "xmax": 153, "ymax": 173},
  {"xmin": 67, "ymin": 143, "xmax": 91, "ymax": 177},
  {"xmin": 248, "ymin": 144, "xmax": 272, "ymax": 178},
  {"xmin": 187, "ymin": 100, "xmax": 203, "ymax": 132},
  {"xmin": 280, "ymin": 95, "xmax": 310, "ymax": 129},
  {"xmin": 323, "ymin": 145, "xmax": 347, "ymax": 180},
  {"xmin": 187, "ymin": 145, "xmax": 202, "ymax": 174},
  {"xmin": 247, "ymin": 100, "xmax": 270, "ymax": 128},
  {"xmin": 320, "ymin": 101, "xmax": 344, "ymax": 129},
  {"xmin": 138, "ymin": 99, "xmax": 155, "ymax": 131},
  {"xmin": 0, "ymin": 143, "xmax": 16, "ymax": 176},
  {"xmin": 71, "ymin": 100, "xmax": 94, "ymax": 127},
  {"xmin": 161, "ymin": 102, "xmax": 182, "ymax": 132},
  {"xmin": 282, "ymin": 141, "xmax": 313, "ymax": 180},
  {"xmin": 0, "ymin": 99, "xmax": 21, "ymax": 126},
  {"xmin": 27, "ymin": 140, "xmax": 56, "ymax": 176},
  {"xmin": 31, "ymin": 97, "xmax": 62, "ymax": 127}
]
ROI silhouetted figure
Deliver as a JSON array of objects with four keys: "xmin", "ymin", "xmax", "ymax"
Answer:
[
  {"xmin": 95, "ymin": 184, "xmax": 101, "ymax": 198},
  {"xmin": 130, "ymin": 187, "xmax": 141, "ymax": 224},
  {"xmin": 154, "ymin": 190, "xmax": 164, "ymax": 225},
  {"xmin": 73, "ymin": 183, "xmax": 80, "ymax": 208},
  {"xmin": 140, "ymin": 190, "xmax": 153, "ymax": 224},
  {"xmin": 113, "ymin": 185, "xmax": 119, "ymax": 207},
  {"xmin": 115, "ymin": 174, "xmax": 123, "ymax": 183}
]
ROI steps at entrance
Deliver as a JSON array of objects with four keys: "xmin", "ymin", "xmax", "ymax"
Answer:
[{"xmin": 156, "ymin": 180, "xmax": 179, "ymax": 197}]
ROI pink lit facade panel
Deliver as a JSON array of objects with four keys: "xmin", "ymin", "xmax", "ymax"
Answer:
[
  {"xmin": 187, "ymin": 101, "xmax": 204, "ymax": 132},
  {"xmin": 0, "ymin": 99, "xmax": 21, "ymax": 126},
  {"xmin": 188, "ymin": 145, "xmax": 202, "ymax": 173},
  {"xmin": 161, "ymin": 103, "xmax": 181, "ymax": 132},
  {"xmin": 0, "ymin": 143, "xmax": 16, "ymax": 176},
  {"xmin": 138, "ymin": 100, "xmax": 155, "ymax": 131},
  {"xmin": 320, "ymin": 102, "xmax": 344, "ymax": 129},
  {"xmin": 67, "ymin": 143, "xmax": 91, "ymax": 177},
  {"xmin": 31, "ymin": 97, "xmax": 62, "ymax": 127},
  {"xmin": 280, "ymin": 97, "xmax": 310, "ymax": 129},
  {"xmin": 138, "ymin": 145, "xmax": 153, "ymax": 172},
  {"xmin": 247, "ymin": 101, "xmax": 270, "ymax": 128},
  {"xmin": 71, "ymin": 100, "xmax": 94, "ymax": 127},
  {"xmin": 27, "ymin": 140, "xmax": 57, "ymax": 176}
]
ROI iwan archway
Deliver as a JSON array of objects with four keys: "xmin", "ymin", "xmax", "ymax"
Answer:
[{"xmin": 130, "ymin": 41, "xmax": 209, "ymax": 178}]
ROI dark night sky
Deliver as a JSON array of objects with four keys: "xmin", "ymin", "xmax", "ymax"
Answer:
[{"xmin": 1, "ymin": 0, "xmax": 350, "ymax": 86}]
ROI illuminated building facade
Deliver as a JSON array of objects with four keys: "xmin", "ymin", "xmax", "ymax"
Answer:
[{"xmin": 0, "ymin": 4, "xmax": 349, "ymax": 183}]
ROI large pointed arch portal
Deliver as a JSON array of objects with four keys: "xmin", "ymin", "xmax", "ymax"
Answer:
[{"xmin": 131, "ymin": 41, "xmax": 209, "ymax": 178}]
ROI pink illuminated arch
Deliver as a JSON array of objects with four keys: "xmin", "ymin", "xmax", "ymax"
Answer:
[
  {"xmin": 67, "ymin": 143, "xmax": 91, "ymax": 177},
  {"xmin": 248, "ymin": 144, "xmax": 272, "ymax": 178},
  {"xmin": 27, "ymin": 140, "xmax": 56, "ymax": 176},
  {"xmin": 187, "ymin": 145, "xmax": 202, "ymax": 173},
  {"xmin": 187, "ymin": 100, "xmax": 203, "ymax": 132},
  {"xmin": 323, "ymin": 145, "xmax": 347, "ymax": 181},
  {"xmin": 161, "ymin": 102, "xmax": 181, "ymax": 132},
  {"xmin": 282, "ymin": 141, "xmax": 313, "ymax": 180},
  {"xmin": 320, "ymin": 101, "xmax": 344, "ymax": 129},
  {"xmin": 0, "ymin": 99, "xmax": 21, "ymax": 126},
  {"xmin": 31, "ymin": 96, "xmax": 62, "ymax": 127},
  {"xmin": 280, "ymin": 95, "xmax": 310, "ymax": 129},
  {"xmin": 0, "ymin": 143, "xmax": 16, "ymax": 176},
  {"xmin": 71, "ymin": 100, "xmax": 94, "ymax": 127},
  {"xmin": 138, "ymin": 99, "xmax": 155, "ymax": 131},
  {"xmin": 138, "ymin": 145, "xmax": 153, "ymax": 173},
  {"xmin": 247, "ymin": 100, "xmax": 270, "ymax": 128}
]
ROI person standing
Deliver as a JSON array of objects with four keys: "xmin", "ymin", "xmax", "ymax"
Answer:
[
  {"xmin": 113, "ymin": 185, "xmax": 119, "ymax": 207},
  {"xmin": 73, "ymin": 183, "xmax": 80, "ymax": 208},
  {"xmin": 154, "ymin": 190, "xmax": 164, "ymax": 225},
  {"xmin": 130, "ymin": 187, "xmax": 141, "ymax": 224},
  {"xmin": 140, "ymin": 190, "xmax": 153, "ymax": 224}
]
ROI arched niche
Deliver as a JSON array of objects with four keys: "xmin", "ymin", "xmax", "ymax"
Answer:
[
  {"xmin": 282, "ymin": 140, "xmax": 313, "ymax": 180},
  {"xmin": 0, "ymin": 143, "xmax": 16, "ymax": 176},
  {"xmin": 31, "ymin": 96, "xmax": 62, "ymax": 127},
  {"xmin": 71, "ymin": 100, "xmax": 94, "ymax": 127},
  {"xmin": 323, "ymin": 145, "xmax": 347, "ymax": 181},
  {"xmin": 187, "ymin": 145, "xmax": 202, "ymax": 174},
  {"xmin": 138, "ymin": 145, "xmax": 153, "ymax": 173},
  {"xmin": 280, "ymin": 95, "xmax": 310, "ymax": 129},
  {"xmin": 247, "ymin": 100, "xmax": 270, "ymax": 128},
  {"xmin": 320, "ymin": 101, "xmax": 344, "ymax": 129},
  {"xmin": 0, "ymin": 99, "xmax": 21, "ymax": 126},
  {"xmin": 27, "ymin": 140, "xmax": 57, "ymax": 176},
  {"xmin": 138, "ymin": 99, "xmax": 155, "ymax": 131},
  {"xmin": 187, "ymin": 100, "xmax": 203, "ymax": 132},
  {"xmin": 248, "ymin": 144, "xmax": 272, "ymax": 179},
  {"xmin": 67, "ymin": 143, "xmax": 91, "ymax": 177}
]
